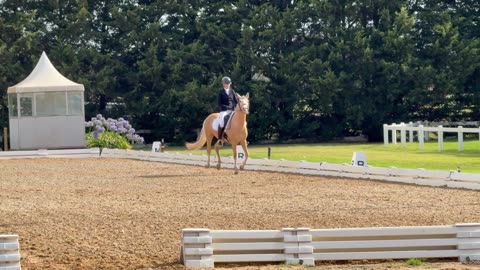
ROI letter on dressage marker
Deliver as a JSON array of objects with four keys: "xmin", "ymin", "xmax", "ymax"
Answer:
[
  {"xmin": 351, "ymin": 152, "xmax": 367, "ymax": 166},
  {"xmin": 236, "ymin": 145, "xmax": 245, "ymax": 162}
]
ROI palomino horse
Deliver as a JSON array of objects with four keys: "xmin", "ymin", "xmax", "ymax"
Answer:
[{"xmin": 185, "ymin": 93, "xmax": 249, "ymax": 174}]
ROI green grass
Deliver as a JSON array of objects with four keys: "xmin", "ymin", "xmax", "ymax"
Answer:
[
  {"xmin": 140, "ymin": 140, "xmax": 480, "ymax": 174},
  {"xmin": 406, "ymin": 258, "xmax": 424, "ymax": 266}
]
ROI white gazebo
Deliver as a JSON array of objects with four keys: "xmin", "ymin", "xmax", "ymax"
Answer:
[{"xmin": 7, "ymin": 52, "xmax": 86, "ymax": 150}]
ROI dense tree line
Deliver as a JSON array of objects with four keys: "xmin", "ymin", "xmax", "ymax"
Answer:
[{"xmin": 1, "ymin": 0, "xmax": 479, "ymax": 143}]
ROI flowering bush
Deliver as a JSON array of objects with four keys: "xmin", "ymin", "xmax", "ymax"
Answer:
[
  {"xmin": 85, "ymin": 131, "xmax": 132, "ymax": 149},
  {"xmin": 85, "ymin": 114, "xmax": 144, "ymax": 149}
]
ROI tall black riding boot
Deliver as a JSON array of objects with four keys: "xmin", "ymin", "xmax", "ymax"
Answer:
[{"xmin": 217, "ymin": 125, "xmax": 225, "ymax": 146}]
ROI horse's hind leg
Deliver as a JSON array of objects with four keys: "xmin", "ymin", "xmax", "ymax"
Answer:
[
  {"xmin": 239, "ymin": 140, "xmax": 249, "ymax": 170},
  {"xmin": 205, "ymin": 134, "xmax": 214, "ymax": 168},
  {"xmin": 215, "ymin": 143, "xmax": 222, "ymax": 170}
]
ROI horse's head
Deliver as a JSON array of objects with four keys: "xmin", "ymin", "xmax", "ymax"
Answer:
[{"xmin": 236, "ymin": 93, "xmax": 250, "ymax": 114}]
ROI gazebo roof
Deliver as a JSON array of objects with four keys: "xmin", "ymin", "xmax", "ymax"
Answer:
[{"xmin": 7, "ymin": 52, "xmax": 84, "ymax": 94}]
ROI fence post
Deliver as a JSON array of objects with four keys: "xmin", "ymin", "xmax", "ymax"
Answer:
[
  {"xmin": 418, "ymin": 125, "xmax": 425, "ymax": 150},
  {"xmin": 438, "ymin": 125, "xmax": 443, "ymax": 152},
  {"xmin": 458, "ymin": 126, "xmax": 464, "ymax": 151},
  {"xmin": 392, "ymin": 123, "xmax": 397, "ymax": 144},
  {"xmin": 456, "ymin": 223, "xmax": 480, "ymax": 262},
  {"xmin": 424, "ymin": 120, "xmax": 430, "ymax": 141},
  {"xmin": 283, "ymin": 228, "xmax": 314, "ymax": 266},
  {"xmin": 400, "ymin": 122, "xmax": 406, "ymax": 148},
  {"xmin": 383, "ymin": 124, "xmax": 389, "ymax": 146},
  {"xmin": 181, "ymin": 229, "xmax": 214, "ymax": 268},
  {"xmin": 409, "ymin": 121, "xmax": 414, "ymax": 143},
  {"xmin": 3, "ymin": 127, "xmax": 8, "ymax": 151}
]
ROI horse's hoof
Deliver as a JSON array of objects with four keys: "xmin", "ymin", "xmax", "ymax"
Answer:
[
  {"xmin": 205, "ymin": 165, "xmax": 210, "ymax": 169},
  {"xmin": 234, "ymin": 170, "xmax": 239, "ymax": 175},
  {"xmin": 240, "ymin": 165, "xmax": 244, "ymax": 170},
  {"xmin": 216, "ymin": 164, "xmax": 221, "ymax": 170}
]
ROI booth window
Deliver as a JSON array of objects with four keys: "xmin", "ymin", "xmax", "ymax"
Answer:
[
  {"xmin": 8, "ymin": 94, "xmax": 18, "ymax": 117},
  {"xmin": 36, "ymin": 92, "xmax": 67, "ymax": 116},
  {"xmin": 68, "ymin": 92, "xmax": 83, "ymax": 115},
  {"xmin": 19, "ymin": 94, "xmax": 33, "ymax": 117}
]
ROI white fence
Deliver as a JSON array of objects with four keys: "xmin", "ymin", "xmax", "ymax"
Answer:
[
  {"xmin": 0, "ymin": 148, "xmax": 100, "ymax": 159},
  {"xmin": 384, "ymin": 122, "xmax": 480, "ymax": 151},
  {"xmin": 182, "ymin": 223, "xmax": 480, "ymax": 268},
  {"xmin": 0, "ymin": 235, "xmax": 20, "ymax": 270},
  {"xmin": 100, "ymin": 149, "xmax": 480, "ymax": 190}
]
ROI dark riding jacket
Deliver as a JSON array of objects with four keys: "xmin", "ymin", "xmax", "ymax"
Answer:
[{"xmin": 218, "ymin": 88, "xmax": 238, "ymax": 111}]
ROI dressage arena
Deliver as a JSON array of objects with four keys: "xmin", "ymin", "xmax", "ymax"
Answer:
[{"xmin": 1, "ymin": 158, "xmax": 480, "ymax": 270}]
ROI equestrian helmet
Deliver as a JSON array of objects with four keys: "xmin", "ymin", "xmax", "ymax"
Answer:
[{"xmin": 221, "ymin": 76, "xmax": 232, "ymax": 84}]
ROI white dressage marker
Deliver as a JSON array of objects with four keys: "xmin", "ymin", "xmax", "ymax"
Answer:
[{"xmin": 351, "ymin": 152, "xmax": 367, "ymax": 166}]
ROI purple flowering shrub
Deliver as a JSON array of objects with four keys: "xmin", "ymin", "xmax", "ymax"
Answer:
[{"xmin": 85, "ymin": 114, "xmax": 144, "ymax": 149}]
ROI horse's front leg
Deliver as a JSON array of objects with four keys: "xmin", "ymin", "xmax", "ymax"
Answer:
[
  {"xmin": 232, "ymin": 143, "xmax": 238, "ymax": 174},
  {"xmin": 215, "ymin": 143, "xmax": 222, "ymax": 170},
  {"xmin": 239, "ymin": 140, "xmax": 249, "ymax": 170}
]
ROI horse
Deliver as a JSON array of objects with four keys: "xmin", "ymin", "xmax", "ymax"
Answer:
[{"xmin": 185, "ymin": 93, "xmax": 249, "ymax": 174}]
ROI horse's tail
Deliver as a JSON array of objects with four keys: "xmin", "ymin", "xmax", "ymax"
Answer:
[{"xmin": 185, "ymin": 120, "xmax": 207, "ymax": 150}]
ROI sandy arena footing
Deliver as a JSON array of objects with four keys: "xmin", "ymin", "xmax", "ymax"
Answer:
[{"xmin": 1, "ymin": 158, "xmax": 479, "ymax": 269}]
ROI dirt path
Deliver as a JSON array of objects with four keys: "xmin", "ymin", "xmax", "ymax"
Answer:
[{"xmin": 0, "ymin": 158, "xmax": 479, "ymax": 269}]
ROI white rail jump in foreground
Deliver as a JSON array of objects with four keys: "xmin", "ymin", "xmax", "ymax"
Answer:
[{"xmin": 182, "ymin": 223, "xmax": 480, "ymax": 268}]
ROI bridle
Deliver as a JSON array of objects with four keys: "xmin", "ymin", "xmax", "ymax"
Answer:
[{"xmin": 236, "ymin": 98, "xmax": 249, "ymax": 114}]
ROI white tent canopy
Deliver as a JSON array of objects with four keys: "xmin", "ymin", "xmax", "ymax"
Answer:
[
  {"xmin": 7, "ymin": 51, "xmax": 84, "ymax": 93},
  {"xmin": 7, "ymin": 52, "xmax": 86, "ymax": 150}
]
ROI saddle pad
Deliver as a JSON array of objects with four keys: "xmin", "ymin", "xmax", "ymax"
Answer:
[
  {"xmin": 211, "ymin": 112, "xmax": 236, "ymax": 132},
  {"xmin": 211, "ymin": 118, "xmax": 221, "ymax": 132}
]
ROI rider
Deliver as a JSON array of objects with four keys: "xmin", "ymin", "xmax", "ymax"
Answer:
[{"xmin": 217, "ymin": 76, "xmax": 238, "ymax": 146}]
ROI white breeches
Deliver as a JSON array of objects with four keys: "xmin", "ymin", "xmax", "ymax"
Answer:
[{"xmin": 218, "ymin": 111, "xmax": 232, "ymax": 128}]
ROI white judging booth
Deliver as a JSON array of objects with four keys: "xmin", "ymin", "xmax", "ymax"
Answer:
[{"xmin": 7, "ymin": 52, "xmax": 85, "ymax": 150}]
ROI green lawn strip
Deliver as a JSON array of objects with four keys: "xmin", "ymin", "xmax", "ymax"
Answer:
[{"xmin": 141, "ymin": 140, "xmax": 480, "ymax": 173}]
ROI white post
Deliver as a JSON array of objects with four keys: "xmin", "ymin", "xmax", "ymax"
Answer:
[
  {"xmin": 182, "ymin": 229, "xmax": 214, "ymax": 268},
  {"xmin": 400, "ymin": 122, "xmax": 406, "ymax": 148},
  {"xmin": 458, "ymin": 126, "xmax": 464, "ymax": 151},
  {"xmin": 416, "ymin": 121, "xmax": 422, "ymax": 142},
  {"xmin": 409, "ymin": 121, "xmax": 414, "ymax": 143},
  {"xmin": 283, "ymin": 228, "xmax": 314, "ymax": 266},
  {"xmin": 424, "ymin": 120, "xmax": 430, "ymax": 141},
  {"xmin": 383, "ymin": 124, "xmax": 389, "ymax": 146},
  {"xmin": 456, "ymin": 223, "xmax": 480, "ymax": 262},
  {"xmin": 392, "ymin": 123, "xmax": 397, "ymax": 144},
  {"xmin": 418, "ymin": 125, "xmax": 425, "ymax": 150},
  {"xmin": 438, "ymin": 125, "xmax": 444, "ymax": 152}
]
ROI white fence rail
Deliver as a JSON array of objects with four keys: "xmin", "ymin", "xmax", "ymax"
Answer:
[
  {"xmin": 100, "ymin": 149, "xmax": 480, "ymax": 190},
  {"xmin": 0, "ymin": 148, "xmax": 100, "ymax": 159},
  {"xmin": 384, "ymin": 122, "xmax": 480, "ymax": 151},
  {"xmin": 182, "ymin": 223, "xmax": 480, "ymax": 268},
  {"xmin": 0, "ymin": 235, "xmax": 20, "ymax": 270}
]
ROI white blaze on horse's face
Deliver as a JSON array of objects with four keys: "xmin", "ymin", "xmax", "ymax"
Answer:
[{"xmin": 238, "ymin": 95, "xmax": 249, "ymax": 114}]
